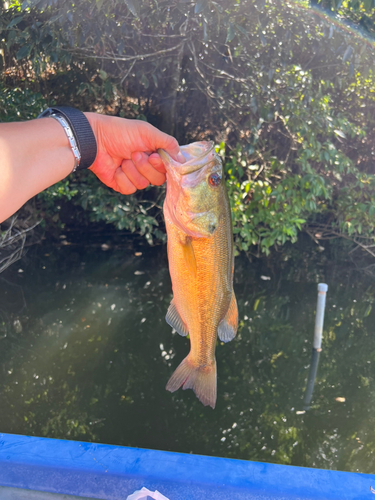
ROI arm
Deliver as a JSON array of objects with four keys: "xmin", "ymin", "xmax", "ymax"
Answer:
[
  {"xmin": 0, "ymin": 113, "xmax": 184, "ymax": 223},
  {"xmin": 0, "ymin": 118, "xmax": 73, "ymax": 222}
]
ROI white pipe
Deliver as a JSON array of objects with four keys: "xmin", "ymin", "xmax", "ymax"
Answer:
[{"xmin": 313, "ymin": 283, "xmax": 328, "ymax": 350}]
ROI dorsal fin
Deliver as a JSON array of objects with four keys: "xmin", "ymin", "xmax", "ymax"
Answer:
[
  {"xmin": 218, "ymin": 291, "xmax": 238, "ymax": 343},
  {"xmin": 166, "ymin": 300, "xmax": 189, "ymax": 337}
]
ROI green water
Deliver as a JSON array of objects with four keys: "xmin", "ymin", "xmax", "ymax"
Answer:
[{"xmin": 0, "ymin": 236, "xmax": 374, "ymax": 474}]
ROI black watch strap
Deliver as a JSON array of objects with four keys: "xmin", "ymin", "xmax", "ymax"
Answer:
[{"xmin": 38, "ymin": 106, "xmax": 97, "ymax": 170}]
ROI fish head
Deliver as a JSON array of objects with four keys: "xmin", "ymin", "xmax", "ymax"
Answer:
[{"xmin": 159, "ymin": 141, "xmax": 226, "ymax": 238}]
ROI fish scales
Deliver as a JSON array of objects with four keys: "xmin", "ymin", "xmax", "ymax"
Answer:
[{"xmin": 158, "ymin": 141, "xmax": 238, "ymax": 409}]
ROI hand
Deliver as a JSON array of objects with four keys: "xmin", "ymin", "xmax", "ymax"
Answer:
[{"xmin": 85, "ymin": 113, "xmax": 184, "ymax": 194}]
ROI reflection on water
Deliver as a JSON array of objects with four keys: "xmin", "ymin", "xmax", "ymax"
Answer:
[{"xmin": 0, "ymin": 236, "xmax": 374, "ymax": 474}]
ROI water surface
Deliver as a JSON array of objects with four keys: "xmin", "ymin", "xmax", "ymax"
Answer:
[{"xmin": 0, "ymin": 236, "xmax": 374, "ymax": 474}]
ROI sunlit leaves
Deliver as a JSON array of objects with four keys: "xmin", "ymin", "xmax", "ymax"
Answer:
[{"xmin": 0, "ymin": 86, "xmax": 46, "ymax": 121}]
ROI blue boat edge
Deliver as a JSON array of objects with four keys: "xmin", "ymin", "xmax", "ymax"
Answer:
[{"xmin": 0, "ymin": 432, "xmax": 374, "ymax": 500}]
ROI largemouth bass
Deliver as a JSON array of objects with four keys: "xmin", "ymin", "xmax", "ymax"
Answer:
[{"xmin": 158, "ymin": 141, "xmax": 238, "ymax": 409}]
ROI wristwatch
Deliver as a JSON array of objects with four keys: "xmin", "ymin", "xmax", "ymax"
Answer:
[{"xmin": 38, "ymin": 106, "xmax": 97, "ymax": 171}]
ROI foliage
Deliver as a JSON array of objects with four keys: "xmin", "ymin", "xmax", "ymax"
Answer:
[
  {"xmin": 0, "ymin": 86, "xmax": 46, "ymax": 121},
  {"xmin": 38, "ymin": 175, "xmax": 166, "ymax": 244},
  {"xmin": 220, "ymin": 70, "xmax": 372, "ymax": 254},
  {"xmin": 1, "ymin": 0, "xmax": 375, "ymax": 254}
]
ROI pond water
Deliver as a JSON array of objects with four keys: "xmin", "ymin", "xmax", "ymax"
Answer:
[{"xmin": 0, "ymin": 235, "xmax": 374, "ymax": 474}]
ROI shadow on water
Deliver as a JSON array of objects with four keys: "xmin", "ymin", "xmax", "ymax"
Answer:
[{"xmin": 0, "ymin": 235, "xmax": 375, "ymax": 474}]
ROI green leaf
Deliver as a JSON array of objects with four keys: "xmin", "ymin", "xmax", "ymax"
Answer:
[
  {"xmin": 334, "ymin": 129, "xmax": 346, "ymax": 139},
  {"xmin": 26, "ymin": 0, "xmax": 41, "ymax": 7},
  {"xmin": 96, "ymin": 0, "xmax": 105, "ymax": 10},
  {"xmin": 342, "ymin": 45, "xmax": 353, "ymax": 64},
  {"xmin": 363, "ymin": 0, "xmax": 373, "ymax": 11},
  {"xmin": 16, "ymin": 44, "xmax": 32, "ymax": 60},
  {"xmin": 235, "ymin": 24, "xmax": 249, "ymax": 38},
  {"xmin": 194, "ymin": 0, "xmax": 207, "ymax": 14},
  {"xmin": 7, "ymin": 16, "xmax": 24, "ymax": 29},
  {"xmin": 140, "ymin": 74, "xmax": 149, "ymax": 88},
  {"xmin": 226, "ymin": 23, "xmax": 236, "ymax": 44},
  {"xmin": 203, "ymin": 19, "xmax": 208, "ymax": 42},
  {"xmin": 151, "ymin": 73, "xmax": 158, "ymax": 88},
  {"xmin": 124, "ymin": 0, "xmax": 139, "ymax": 17}
]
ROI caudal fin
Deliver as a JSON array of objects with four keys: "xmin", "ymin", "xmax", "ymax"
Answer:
[{"xmin": 166, "ymin": 355, "xmax": 217, "ymax": 409}]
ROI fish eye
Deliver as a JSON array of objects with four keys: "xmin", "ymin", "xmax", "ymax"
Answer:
[{"xmin": 208, "ymin": 173, "xmax": 221, "ymax": 186}]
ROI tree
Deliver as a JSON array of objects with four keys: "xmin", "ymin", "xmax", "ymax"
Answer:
[{"xmin": 1, "ymin": 0, "xmax": 375, "ymax": 255}]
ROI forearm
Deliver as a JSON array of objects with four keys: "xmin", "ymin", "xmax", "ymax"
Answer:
[
  {"xmin": 0, "ymin": 117, "xmax": 74, "ymax": 222},
  {"xmin": 0, "ymin": 111, "xmax": 182, "ymax": 223}
]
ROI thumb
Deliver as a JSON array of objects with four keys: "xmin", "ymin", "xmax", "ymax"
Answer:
[
  {"xmin": 165, "ymin": 139, "xmax": 186, "ymax": 164},
  {"xmin": 147, "ymin": 127, "xmax": 186, "ymax": 164}
]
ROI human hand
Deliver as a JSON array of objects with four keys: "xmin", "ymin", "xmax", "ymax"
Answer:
[{"xmin": 85, "ymin": 113, "xmax": 185, "ymax": 194}]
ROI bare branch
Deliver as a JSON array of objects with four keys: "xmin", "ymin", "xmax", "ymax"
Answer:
[
  {"xmin": 68, "ymin": 42, "xmax": 185, "ymax": 63},
  {"xmin": 187, "ymin": 41, "xmax": 206, "ymax": 80},
  {"xmin": 0, "ymin": 218, "xmax": 40, "ymax": 274},
  {"xmin": 120, "ymin": 60, "xmax": 136, "ymax": 85},
  {"xmin": 306, "ymin": 223, "xmax": 375, "ymax": 258}
]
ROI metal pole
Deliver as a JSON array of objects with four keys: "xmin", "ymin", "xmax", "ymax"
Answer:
[{"xmin": 303, "ymin": 283, "xmax": 328, "ymax": 410}]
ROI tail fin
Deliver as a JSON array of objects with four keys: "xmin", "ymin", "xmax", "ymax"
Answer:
[{"xmin": 166, "ymin": 355, "xmax": 217, "ymax": 409}]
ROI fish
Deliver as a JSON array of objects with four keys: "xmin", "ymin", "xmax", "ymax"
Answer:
[{"xmin": 158, "ymin": 141, "xmax": 238, "ymax": 409}]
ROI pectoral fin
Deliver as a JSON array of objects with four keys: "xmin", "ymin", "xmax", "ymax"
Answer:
[
  {"xmin": 218, "ymin": 291, "xmax": 238, "ymax": 343},
  {"xmin": 181, "ymin": 236, "xmax": 197, "ymax": 277},
  {"xmin": 166, "ymin": 300, "xmax": 189, "ymax": 337}
]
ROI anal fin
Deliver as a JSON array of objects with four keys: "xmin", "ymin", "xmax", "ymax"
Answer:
[
  {"xmin": 218, "ymin": 291, "xmax": 238, "ymax": 343},
  {"xmin": 166, "ymin": 299, "xmax": 189, "ymax": 337}
]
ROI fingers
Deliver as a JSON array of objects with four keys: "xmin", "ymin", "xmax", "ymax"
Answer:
[
  {"xmin": 114, "ymin": 153, "xmax": 167, "ymax": 195},
  {"xmin": 114, "ymin": 164, "xmax": 137, "ymax": 195},
  {"xmin": 122, "ymin": 158, "xmax": 150, "ymax": 190},
  {"xmin": 132, "ymin": 152, "xmax": 166, "ymax": 185},
  {"xmin": 85, "ymin": 114, "xmax": 184, "ymax": 196},
  {"xmin": 148, "ymin": 152, "xmax": 167, "ymax": 173}
]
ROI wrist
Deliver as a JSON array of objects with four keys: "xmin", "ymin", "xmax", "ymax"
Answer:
[
  {"xmin": 39, "ymin": 107, "xmax": 97, "ymax": 171},
  {"xmin": 26, "ymin": 118, "xmax": 76, "ymax": 182}
]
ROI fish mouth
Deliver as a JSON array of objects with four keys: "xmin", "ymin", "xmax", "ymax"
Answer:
[{"xmin": 158, "ymin": 141, "xmax": 215, "ymax": 175}]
